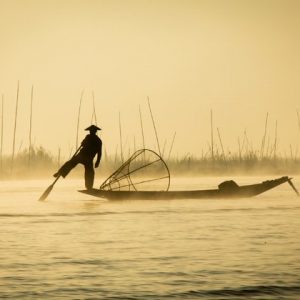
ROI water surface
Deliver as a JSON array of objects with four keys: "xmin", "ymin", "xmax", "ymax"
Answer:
[{"xmin": 1, "ymin": 176, "xmax": 300, "ymax": 299}]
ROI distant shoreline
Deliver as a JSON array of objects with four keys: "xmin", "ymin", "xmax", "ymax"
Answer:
[
  {"xmin": 1, "ymin": 161, "xmax": 299, "ymax": 180},
  {"xmin": 1, "ymin": 146, "xmax": 299, "ymax": 180}
]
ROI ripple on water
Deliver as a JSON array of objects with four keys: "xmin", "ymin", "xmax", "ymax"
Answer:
[{"xmin": 1, "ymin": 178, "xmax": 300, "ymax": 299}]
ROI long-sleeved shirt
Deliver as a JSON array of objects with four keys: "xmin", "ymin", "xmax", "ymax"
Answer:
[{"xmin": 79, "ymin": 134, "xmax": 102, "ymax": 161}]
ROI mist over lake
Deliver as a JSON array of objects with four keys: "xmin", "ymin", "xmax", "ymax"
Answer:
[{"xmin": 1, "ymin": 177, "xmax": 300, "ymax": 299}]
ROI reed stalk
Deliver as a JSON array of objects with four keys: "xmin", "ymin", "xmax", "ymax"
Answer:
[
  {"xmin": 76, "ymin": 90, "xmax": 84, "ymax": 149},
  {"xmin": 28, "ymin": 85, "xmax": 33, "ymax": 167},
  {"xmin": 11, "ymin": 81, "xmax": 20, "ymax": 173},
  {"xmin": 147, "ymin": 97, "xmax": 161, "ymax": 157}
]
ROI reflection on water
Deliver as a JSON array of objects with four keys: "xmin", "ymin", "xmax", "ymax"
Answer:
[{"xmin": 1, "ymin": 176, "xmax": 300, "ymax": 299}]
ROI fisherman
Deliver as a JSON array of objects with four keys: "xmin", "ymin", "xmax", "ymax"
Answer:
[{"xmin": 54, "ymin": 125, "xmax": 102, "ymax": 190}]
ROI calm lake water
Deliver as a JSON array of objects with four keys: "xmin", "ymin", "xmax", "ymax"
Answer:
[{"xmin": 1, "ymin": 176, "xmax": 300, "ymax": 299}]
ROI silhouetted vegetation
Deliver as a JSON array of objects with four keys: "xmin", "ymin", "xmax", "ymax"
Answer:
[
  {"xmin": 0, "ymin": 146, "xmax": 55, "ymax": 179},
  {"xmin": 167, "ymin": 153, "xmax": 300, "ymax": 176},
  {"xmin": 1, "ymin": 145, "xmax": 300, "ymax": 180}
]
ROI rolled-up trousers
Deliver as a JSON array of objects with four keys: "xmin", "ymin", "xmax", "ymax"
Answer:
[{"xmin": 58, "ymin": 155, "xmax": 95, "ymax": 189}]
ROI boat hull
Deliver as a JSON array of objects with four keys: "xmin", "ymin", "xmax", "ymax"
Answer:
[{"xmin": 79, "ymin": 176, "xmax": 290, "ymax": 200}]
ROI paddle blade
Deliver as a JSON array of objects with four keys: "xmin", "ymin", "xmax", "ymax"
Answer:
[
  {"xmin": 288, "ymin": 179, "xmax": 300, "ymax": 196},
  {"xmin": 38, "ymin": 184, "xmax": 54, "ymax": 201}
]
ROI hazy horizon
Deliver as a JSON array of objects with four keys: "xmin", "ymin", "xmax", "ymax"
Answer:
[{"xmin": 1, "ymin": 0, "xmax": 300, "ymax": 159}]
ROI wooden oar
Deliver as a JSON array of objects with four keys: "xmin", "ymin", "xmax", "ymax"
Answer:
[
  {"xmin": 38, "ymin": 175, "xmax": 61, "ymax": 201},
  {"xmin": 287, "ymin": 178, "xmax": 300, "ymax": 196},
  {"xmin": 38, "ymin": 146, "xmax": 82, "ymax": 201}
]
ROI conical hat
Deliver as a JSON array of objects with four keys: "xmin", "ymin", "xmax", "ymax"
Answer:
[{"xmin": 85, "ymin": 125, "xmax": 101, "ymax": 131}]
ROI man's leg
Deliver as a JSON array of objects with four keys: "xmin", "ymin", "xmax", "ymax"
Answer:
[
  {"xmin": 84, "ymin": 161, "xmax": 95, "ymax": 190},
  {"xmin": 54, "ymin": 157, "xmax": 79, "ymax": 178}
]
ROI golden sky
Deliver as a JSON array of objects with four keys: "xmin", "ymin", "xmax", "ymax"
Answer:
[{"xmin": 0, "ymin": 0, "xmax": 300, "ymax": 158}]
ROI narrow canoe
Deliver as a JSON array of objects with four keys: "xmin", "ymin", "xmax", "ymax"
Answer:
[{"xmin": 79, "ymin": 176, "xmax": 292, "ymax": 200}]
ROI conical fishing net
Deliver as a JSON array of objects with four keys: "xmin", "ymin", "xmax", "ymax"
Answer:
[{"xmin": 100, "ymin": 149, "xmax": 170, "ymax": 191}]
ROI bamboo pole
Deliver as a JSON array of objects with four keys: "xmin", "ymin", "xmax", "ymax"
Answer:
[
  {"xmin": 217, "ymin": 127, "xmax": 225, "ymax": 159},
  {"xmin": 11, "ymin": 81, "xmax": 20, "ymax": 173},
  {"xmin": 139, "ymin": 105, "xmax": 145, "ymax": 149},
  {"xmin": 260, "ymin": 112, "xmax": 268, "ymax": 159},
  {"xmin": 91, "ymin": 91, "xmax": 98, "ymax": 125},
  {"xmin": 167, "ymin": 131, "xmax": 176, "ymax": 161},
  {"xmin": 119, "ymin": 112, "xmax": 124, "ymax": 163},
  {"xmin": 0, "ymin": 94, "xmax": 3, "ymax": 172},
  {"xmin": 28, "ymin": 85, "xmax": 33, "ymax": 167},
  {"xmin": 210, "ymin": 109, "xmax": 214, "ymax": 160},
  {"xmin": 76, "ymin": 90, "xmax": 84, "ymax": 149},
  {"xmin": 273, "ymin": 120, "xmax": 278, "ymax": 159},
  {"xmin": 147, "ymin": 97, "xmax": 161, "ymax": 156}
]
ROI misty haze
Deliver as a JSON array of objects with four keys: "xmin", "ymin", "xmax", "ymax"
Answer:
[{"xmin": 1, "ymin": 1, "xmax": 300, "ymax": 299}]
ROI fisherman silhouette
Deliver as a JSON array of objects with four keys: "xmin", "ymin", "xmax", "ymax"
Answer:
[{"xmin": 54, "ymin": 125, "xmax": 102, "ymax": 190}]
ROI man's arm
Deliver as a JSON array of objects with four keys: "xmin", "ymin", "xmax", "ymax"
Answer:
[{"xmin": 95, "ymin": 140, "xmax": 102, "ymax": 168}]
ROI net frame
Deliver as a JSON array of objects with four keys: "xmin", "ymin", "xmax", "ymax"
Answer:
[{"xmin": 100, "ymin": 149, "xmax": 170, "ymax": 191}]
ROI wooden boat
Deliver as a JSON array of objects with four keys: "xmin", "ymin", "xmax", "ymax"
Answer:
[{"xmin": 79, "ymin": 176, "xmax": 297, "ymax": 200}]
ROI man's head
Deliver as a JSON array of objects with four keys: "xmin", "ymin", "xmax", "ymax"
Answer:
[{"xmin": 85, "ymin": 125, "xmax": 101, "ymax": 134}]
